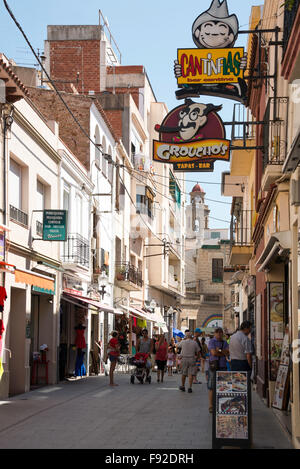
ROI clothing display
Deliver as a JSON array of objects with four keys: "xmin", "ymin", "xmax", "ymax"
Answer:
[
  {"xmin": 75, "ymin": 324, "xmax": 86, "ymax": 349},
  {"xmin": 75, "ymin": 349, "xmax": 86, "ymax": 377},
  {"xmin": 0, "ymin": 319, "xmax": 4, "ymax": 339},
  {"xmin": 0, "ymin": 287, "xmax": 7, "ymax": 307}
]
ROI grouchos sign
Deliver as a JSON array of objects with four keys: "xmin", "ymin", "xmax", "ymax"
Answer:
[
  {"xmin": 153, "ymin": 100, "xmax": 230, "ymax": 171},
  {"xmin": 174, "ymin": 0, "xmax": 247, "ymax": 103}
]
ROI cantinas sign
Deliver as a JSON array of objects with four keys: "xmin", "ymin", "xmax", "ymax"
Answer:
[
  {"xmin": 153, "ymin": 100, "xmax": 230, "ymax": 172},
  {"xmin": 174, "ymin": 0, "xmax": 247, "ymax": 103}
]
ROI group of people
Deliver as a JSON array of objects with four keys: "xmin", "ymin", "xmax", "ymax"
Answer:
[{"xmin": 105, "ymin": 321, "xmax": 253, "ymax": 413}]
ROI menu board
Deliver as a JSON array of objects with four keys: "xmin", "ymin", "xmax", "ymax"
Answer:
[
  {"xmin": 213, "ymin": 371, "xmax": 251, "ymax": 448},
  {"xmin": 272, "ymin": 333, "xmax": 290, "ymax": 410},
  {"xmin": 268, "ymin": 283, "xmax": 285, "ymax": 381}
]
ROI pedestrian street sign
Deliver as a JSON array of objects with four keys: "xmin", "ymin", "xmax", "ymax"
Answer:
[{"xmin": 43, "ymin": 210, "xmax": 68, "ymax": 242}]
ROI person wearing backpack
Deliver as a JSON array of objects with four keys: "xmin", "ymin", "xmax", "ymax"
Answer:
[{"xmin": 207, "ymin": 328, "xmax": 229, "ymax": 413}]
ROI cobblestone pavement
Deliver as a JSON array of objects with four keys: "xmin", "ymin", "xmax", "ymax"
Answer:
[{"xmin": 0, "ymin": 371, "xmax": 293, "ymax": 449}]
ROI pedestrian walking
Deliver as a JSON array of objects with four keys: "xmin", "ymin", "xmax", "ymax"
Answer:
[
  {"xmin": 177, "ymin": 331, "xmax": 200, "ymax": 393},
  {"xmin": 155, "ymin": 334, "xmax": 168, "ymax": 383},
  {"xmin": 107, "ymin": 331, "xmax": 120, "ymax": 387},
  {"xmin": 193, "ymin": 328, "xmax": 202, "ymax": 384},
  {"xmin": 207, "ymin": 328, "xmax": 229, "ymax": 412},
  {"xmin": 167, "ymin": 346, "xmax": 176, "ymax": 376},
  {"xmin": 229, "ymin": 321, "xmax": 252, "ymax": 372},
  {"xmin": 136, "ymin": 329, "xmax": 153, "ymax": 379},
  {"xmin": 201, "ymin": 337, "xmax": 209, "ymax": 374},
  {"xmin": 175, "ymin": 336, "xmax": 183, "ymax": 373}
]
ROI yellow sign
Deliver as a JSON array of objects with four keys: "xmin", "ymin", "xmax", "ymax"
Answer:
[
  {"xmin": 177, "ymin": 48, "xmax": 244, "ymax": 85},
  {"xmin": 153, "ymin": 139, "xmax": 230, "ymax": 164}
]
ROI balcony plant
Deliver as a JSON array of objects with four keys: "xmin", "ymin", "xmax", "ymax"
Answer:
[{"xmin": 116, "ymin": 265, "xmax": 126, "ymax": 281}]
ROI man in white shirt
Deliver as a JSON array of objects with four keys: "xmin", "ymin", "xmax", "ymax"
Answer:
[
  {"xmin": 176, "ymin": 332, "xmax": 200, "ymax": 393},
  {"xmin": 229, "ymin": 321, "xmax": 252, "ymax": 371}
]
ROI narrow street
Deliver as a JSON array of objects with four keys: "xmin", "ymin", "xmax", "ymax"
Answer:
[{"xmin": 0, "ymin": 372, "xmax": 292, "ymax": 449}]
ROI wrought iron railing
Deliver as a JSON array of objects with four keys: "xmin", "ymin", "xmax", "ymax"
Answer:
[
  {"xmin": 263, "ymin": 97, "xmax": 289, "ymax": 169},
  {"xmin": 231, "ymin": 103, "xmax": 256, "ymax": 141},
  {"xmin": 36, "ymin": 220, "xmax": 43, "ymax": 237},
  {"xmin": 230, "ymin": 210, "xmax": 253, "ymax": 247},
  {"xmin": 115, "ymin": 262, "xmax": 143, "ymax": 287},
  {"xmin": 61, "ymin": 233, "xmax": 90, "ymax": 266},
  {"xmin": 283, "ymin": 0, "xmax": 300, "ymax": 55},
  {"xmin": 10, "ymin": 205, "xmax": 28, "ymax": 226}
]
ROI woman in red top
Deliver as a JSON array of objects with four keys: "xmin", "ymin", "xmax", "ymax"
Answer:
[
  {"xmin": 107, "ymin": 331, "xmax": 120, "ymax": 386},
  {"xmin": 155, "ymin": 334, "xmax": 168, "ymax": 383}
]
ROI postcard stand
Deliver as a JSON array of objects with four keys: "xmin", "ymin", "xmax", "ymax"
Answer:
[{"xmin": 212, "ymin": 371, "xmax": 252, "ymax": 449}]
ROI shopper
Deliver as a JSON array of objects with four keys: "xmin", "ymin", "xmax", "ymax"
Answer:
[
  {"xmin": 155, "ymin": 334, "xmax": 168, "ymax": 383},
  {"xmin": 136, "ymin": 329, "xmax": 153, "ymax": 379},
  {"xmin": 177, "ymin": 331, "xmax": 200, "ymax": 393},
  {"xmin": 201, "ymin": 337, "xmax": 209, "ymax": 374},
  {"xmin": 176, "ymin": 336, "xmax": 183, "ymax": 373},
  {"xmin": 207, "ymin": 328, "xmax": 229, "ymax": 412},
  {"xmin": 107, "ymin": 331, "xmax": 120, "ymax": 387},
  {"xmin": 229, "ymin": 321, "xmax": 252, "ymax": 372},
  {"xmin": 167, "ymin": 345, "xmax": 176, "ymax": 376},
  {"xmin": 193, "ymin": 328, "xmax": 203, "ymax": 384}
]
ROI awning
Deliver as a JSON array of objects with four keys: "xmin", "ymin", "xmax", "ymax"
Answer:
[
  {"xmin": 120, "ymin": 305, "xmax": 156, "ymax": 322},
  {"xmin": 0, "ymin": 261, "xmax": 15, "ymax": 273},
  {"xmin": 282, "ymin": 127, "xmax": 300, "ymax": 173},
  {"xmin": 15, "ymin": 268, "xmax": 55, "ymax": 291},
  {"xmin": 0, "ymin": 224, "xmax": 10, "ymax": 232},
  {"xmin": 62, "ymin": 292, "xmax": 122, "ymax": 315},
  {"xmin": 256, "ymin": 231, "xmax": 291, "ymax": 272}
]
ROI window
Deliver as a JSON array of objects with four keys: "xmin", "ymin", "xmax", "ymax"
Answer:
[
  {"xmin": 76, "ymin": 194, "xmax": 83, "ymax": 235},
  {"xmin": 102, "ymin": 136, "xmax": 107, "ymax": 177},
  {"xmin": 108, "ymin": 146, "xmax": 113, "ymax": 184},
  {"xmin": 212, "ymin": 258, "xmax": 223, "ymax": 282},
  {"xmin": 169, "ymin": 172, "xmax": 181, "ymax": 207},
  {"xmin": 9, "ymin": 159, "xmax": 22, "ymax": 210},
  {"xmin": 211, "ymin": 232, "xmax": 221, "ymax": 239}
]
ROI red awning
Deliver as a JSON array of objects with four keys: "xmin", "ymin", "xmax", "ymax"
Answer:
[{"xmin": 62, "ymin": 292, "xmax": 122, "ymax": 315}]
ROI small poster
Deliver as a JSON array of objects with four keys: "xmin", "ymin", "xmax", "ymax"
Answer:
[
  {"xmin": 268, "ymin": 283, "xmax": 285, "ymax": 381},
  {"xmin": 217, "ymin": 393, "xmax": 247, "ymax": 415},
  {"xmin": 217, "ymin": 371, "xmax": 247, "ymax": 393},
  {"xmin": 272, "ymin": 332, "xmax": 290, "ymax": 410},
  {"xmin": 216, "ymin": 415, "xmax": 248, "ymax": 440}
]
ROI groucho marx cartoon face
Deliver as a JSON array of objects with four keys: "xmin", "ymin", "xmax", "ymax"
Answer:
[
  {"xmin": 192, "ymin": 0, "xmax": 239, "ymax": 49},
  {"xmin": 178, "ymin": 101, "xmax": 222, "ymax": 141}
]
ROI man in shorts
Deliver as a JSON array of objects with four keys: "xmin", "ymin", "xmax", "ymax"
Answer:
[{"xmin": 176, "ymin": 331, "xmax": 200, "ymax": 393}]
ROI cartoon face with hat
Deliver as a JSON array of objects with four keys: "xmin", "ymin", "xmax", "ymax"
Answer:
[
  {"xmin": 192, "ymin": 0, "xmax": 239, "ymax": 49},
  {"xmin": 174, "ymin": 0, "xmax": 247, "ymax": 103}
]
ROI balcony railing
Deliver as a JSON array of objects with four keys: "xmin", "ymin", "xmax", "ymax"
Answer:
[
  {"xmin": 10, "ymin": 205, "xmax": 28, "ymax": 227},
  {"xmin": 283, "ymin": 0, "xmax": 300, "ymax": 55},
  {"xmin": 263, "ymin": 97, "xmax": 289, "ymax": 170},
  {"xmin": 115, "ymin": 262, "xmax": 143, "ymax": 287},
  {"xmin": 61, "ymin": 233, "xmax": 90, "ymax": 267},
  {"xmin": 231, "ymin": 103, "xmax": 256, "ymax": 141},
  {"xmin": 230, "ymin": 210, "xmax": 253, "ymax": 247}
]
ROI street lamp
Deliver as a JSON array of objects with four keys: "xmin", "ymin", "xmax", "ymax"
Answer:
[{"xmin": 98, "ymin": 270, "xmax": 108, "ymax": 301}]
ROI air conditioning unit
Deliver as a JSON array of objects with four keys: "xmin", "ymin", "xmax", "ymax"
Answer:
[{"xmin": 291, "ymin": 179, "xmax": 300, "ymax": 206}]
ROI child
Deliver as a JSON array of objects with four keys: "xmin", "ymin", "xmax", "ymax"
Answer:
[{"xmin": 167, "ymin": 346, "xmax": 176, "ymax": 376}]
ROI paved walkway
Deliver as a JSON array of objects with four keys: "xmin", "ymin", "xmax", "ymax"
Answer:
[{"xmin": 0, "ymin": 372, "xmax": 293, "ymax": 449}]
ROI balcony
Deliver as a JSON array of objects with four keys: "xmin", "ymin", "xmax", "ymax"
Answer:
[
  {"xmin": 261, "ymin": 97, "xmax": 289, "ymax": 191},
  {"xmin": 61, "ymin": 234, "xmax": 90, "ymax": 268},
  {"xmin": 10, "ymin": 205, "xmax": 28, "ymax": 227},
  {"xmin": 115, "ymin": 262, "xmax": 143, "ymax": 291},
  {"xmin": 230, "ymin": 210, "xmax": 253, "ymax": 266},
  {"xmin": 283, "ymin": 0, "xmax": 300, "ymax": 56}
]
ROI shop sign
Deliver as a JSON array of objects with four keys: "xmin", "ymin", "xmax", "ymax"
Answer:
[
  {"xmin": 153, "ymin": 100, "xmax": 230, "ymax": 171},
  {"xmin": 43, "ymin": 210, "xmax": 67, "ymax": 242},
  {"xmin": 174, "ymin": 0, "xmax": 247, "ymax": 103}
]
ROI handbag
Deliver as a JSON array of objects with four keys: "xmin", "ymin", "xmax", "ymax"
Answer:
[{"xmin": 209, "ymin": 340, "xmax": 224, "ymax": 372}]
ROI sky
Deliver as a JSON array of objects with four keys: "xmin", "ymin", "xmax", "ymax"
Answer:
[{"xmin": 0, "ymin": 0, "xmax": 263, "ymax": 229}]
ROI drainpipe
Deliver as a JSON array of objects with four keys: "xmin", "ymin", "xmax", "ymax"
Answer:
[{"xmin": 1, "ymin": 106, "xmax": 14, "ymax": 288}]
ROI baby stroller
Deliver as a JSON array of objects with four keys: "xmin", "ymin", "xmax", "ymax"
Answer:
[{"xmin": 129, "ymin": 352, "xmax": 151, "ymax": 384}]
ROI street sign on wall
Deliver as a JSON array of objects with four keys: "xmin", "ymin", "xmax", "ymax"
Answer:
[{"xmin": 43, "ymin": 210, "xmax": 67, "ymax": 242}]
